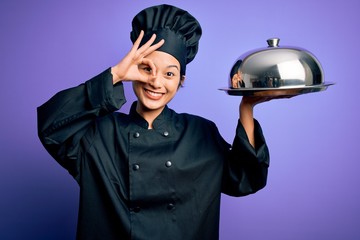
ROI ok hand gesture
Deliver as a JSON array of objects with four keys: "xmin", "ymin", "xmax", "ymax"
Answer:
[{"xmin": 111, "ymin": 30, "xmax": 165, "ymax": 84}]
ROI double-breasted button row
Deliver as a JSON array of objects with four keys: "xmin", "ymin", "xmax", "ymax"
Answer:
[
  {"xmin": 132, "ymin": 162, "xmax": 172, "ymax": 170},
  {"xmin": 133, "ymin": 131, "xmax": 169, "ymax": 138}
]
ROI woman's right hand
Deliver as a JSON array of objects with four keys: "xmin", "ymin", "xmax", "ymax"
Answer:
[{"xmin": 111, "ymin": 30, "xmax": 165, "ymax": 84}]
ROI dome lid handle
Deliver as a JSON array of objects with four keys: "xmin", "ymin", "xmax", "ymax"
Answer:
[{"xmin": 267, "ymin": 38, "xmax": 280, "ymax": 47}]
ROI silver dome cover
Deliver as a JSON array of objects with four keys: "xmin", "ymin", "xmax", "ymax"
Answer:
[{"xmin": 229, "ymin": 38, "xmax": 324, "ymax": 89}]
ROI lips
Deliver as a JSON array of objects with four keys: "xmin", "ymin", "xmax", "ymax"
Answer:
[{"xmin": 144, "ymin": 88, "xmax": 164, "ymax": 100}]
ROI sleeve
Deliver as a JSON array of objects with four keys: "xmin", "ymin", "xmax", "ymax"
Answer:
[
  {"xmin": 37, "ymin": 68, "xmax": 126, "ymax": 179},
  {"xmin": 221, "ymin": 119, "xmax": 270, "ymax": 197}
]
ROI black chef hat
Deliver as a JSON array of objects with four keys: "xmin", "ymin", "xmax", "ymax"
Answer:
[{"xmin": 130, "ymin": 4, "xmax": 202, "ymax": 75}]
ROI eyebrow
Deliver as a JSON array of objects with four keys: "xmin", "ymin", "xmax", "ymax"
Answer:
[
  {"xmin": 140, "ymin": 63, "xmax": 180, "ymax": 71},
  {"xmin": 167, "ymin": 65, "xmax": 179, "ymax": 70}
]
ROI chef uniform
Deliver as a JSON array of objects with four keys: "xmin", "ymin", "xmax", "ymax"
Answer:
[{"xmin": 37, "ymin": 4, "xmax": 270, "ymax": 240}]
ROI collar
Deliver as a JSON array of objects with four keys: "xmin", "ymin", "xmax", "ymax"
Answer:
[{"xmin": 129, "ymin": 102, "xmax": 173, "ymax": 130}]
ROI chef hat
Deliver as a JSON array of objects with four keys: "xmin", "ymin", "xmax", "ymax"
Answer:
[{"xmin": 130, "ymin": 4, "xmax": 202, "ymax": 75}]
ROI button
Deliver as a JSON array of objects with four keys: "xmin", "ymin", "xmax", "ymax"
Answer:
[
  {"xmin": 165, "ymin": 161, "xmax": 172, "ymax": 168},
  {"xmin": 133, "ymin": 132, "xmax": 140, "ymax": 138},
  {"xmin": 163, "ymin": 131, "xmax": 169, "ymax": 137},
  {"xmin": 133, "ymin": 164, "xmax": 140, "ymax": 171},
  {"xmin": 167, "ymin": 203, "xmax": 175, "ymax": 210}
]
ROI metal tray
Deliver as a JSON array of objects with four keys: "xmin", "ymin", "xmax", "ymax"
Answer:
[{"xmin": 219, "ymin": 83, "xmax": 334, "ymax": 96}]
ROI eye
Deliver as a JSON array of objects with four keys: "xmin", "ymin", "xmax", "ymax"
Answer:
[
  {"xmin": 144, "ymin": 67, "xmax": 152, "ymax": 73},
  {"xmin": 165, "ymin": 72, "xmax": 175, "ymax": 77},
  {"xmin": 140, "ymin": 65, "xmax": 152, "ymax": 74}
]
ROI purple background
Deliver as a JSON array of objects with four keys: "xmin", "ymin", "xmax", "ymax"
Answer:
[{"xmin": 1, "ymin": 0, "xmax": 359, "ymax": 239}]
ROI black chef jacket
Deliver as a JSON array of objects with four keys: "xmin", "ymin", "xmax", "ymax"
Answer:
[{"xmin": 37, "ymin": 68, "xmax": 270, "ymax": 240}]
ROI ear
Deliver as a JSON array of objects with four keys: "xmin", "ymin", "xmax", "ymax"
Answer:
[{"xmin": 178, "ymin": 75, "xmax": 186, "ymax": 88}]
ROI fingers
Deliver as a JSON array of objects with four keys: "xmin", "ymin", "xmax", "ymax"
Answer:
[
  {"xmin": 122, "ymin": 30, "xmax": 165, "ymax": 81},
  {"xmin": 130, "ymin": 30, "xmax": 145, "ymax": 55},
  {"xmin": 133, "ymin": 31, "xmax": 165, "ymax": 59},
  {"xmin": 141, "ymin": 38, "xmax": 165, "ymax": 77},
  {"xmin": 130, "ymin": 30, "xmax": 158, "ymax": 56},
  {"xmin": 141, "ymin": 58, "xmax": 157, "ymax": 77},
  {"xmin": 133, "ymin": 30, "xmax": 145, "ymax": 47},
  {"xmin": 138, "ymin": 33, "xmax": 157, "ymax": 50},
  {"xmin": 142, "ymin": 38, "xmax": 165, "ymax": 57},
  {"xmin": 241, "ymin": 96, "xmax": 271, "ymax": 107},
  {"xmin": 242, "ymin": 94, "xmax": 295, "ymax": 107},
  {"xmin": 133, "ymin": 31, "xmax": 165, "ymax": 77}
]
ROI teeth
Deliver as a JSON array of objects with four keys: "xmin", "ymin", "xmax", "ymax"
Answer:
[{"xmin": 146, "ymin": 89, "xmax": 162, "ymax": 97}]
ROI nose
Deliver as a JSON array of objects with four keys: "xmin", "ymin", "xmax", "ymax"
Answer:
[{"xmin": 148, "ymin": 74, "xmax": 163, "ymax": 89}]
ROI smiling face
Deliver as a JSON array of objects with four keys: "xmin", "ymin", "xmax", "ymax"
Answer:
[{"xmin": 132, "ymin": 51, "xmax": 185, "ymax": 120}]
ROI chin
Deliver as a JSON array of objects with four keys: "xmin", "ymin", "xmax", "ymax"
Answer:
[{"xmin": 139, "ymin": 98, "xmax": 165, "ymax": 110}]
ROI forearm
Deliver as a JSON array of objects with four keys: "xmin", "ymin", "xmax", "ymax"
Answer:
[
  {"xmin": 239, "ymin": 100, "xmax": 255, "ymax": 147},
  {"xmin": 222, "ymin": 119, "xmax": 270, "ymax": 196},
  {"xmin": 37, "ymin": 68, "xmax": 125, "ymax": 143}
]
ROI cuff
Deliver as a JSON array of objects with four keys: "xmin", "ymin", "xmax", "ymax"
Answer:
[{"xmin": 85, "ymin": 68, "xmax": 126, "ymax": 112}]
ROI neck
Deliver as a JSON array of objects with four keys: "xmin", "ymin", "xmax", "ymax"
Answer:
[{"xmin": 136, "ymin": 104, "xmax": 164, "ymax": 129}]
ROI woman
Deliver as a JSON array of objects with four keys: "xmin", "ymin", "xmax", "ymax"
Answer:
[{"xmin": 37, "ymin": 4, "xmax": 270, "ymax": 240}]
